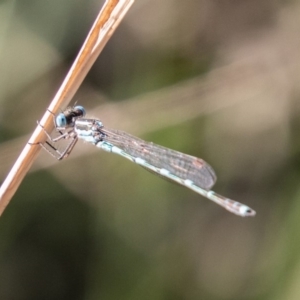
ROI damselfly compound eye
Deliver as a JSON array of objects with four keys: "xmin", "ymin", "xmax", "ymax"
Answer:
[
  {"xmin": 74, "ymin": 106, "xmax": 86, "ymax": 117},
  {"xmin": 56, "ymin": 113, "xmax": 67, "ymax": 127}
]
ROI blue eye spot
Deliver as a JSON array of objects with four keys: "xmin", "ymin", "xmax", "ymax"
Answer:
[
  {"xmin": 56, "ymin": 113, "xmax": 67, "ymax": 127},
  {"xmin": 74, "ymin": 105, "xmax": 86, "ymax": 117}
]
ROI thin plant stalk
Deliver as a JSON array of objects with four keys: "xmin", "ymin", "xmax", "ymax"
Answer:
[{"xmin": 0, "ymin": 0, "xmax": 134, "ymax": 215}]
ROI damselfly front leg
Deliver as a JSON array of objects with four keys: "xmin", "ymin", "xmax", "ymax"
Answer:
[
  {"xmin": 30, "ymin": 106, "xmax": 86, "ymax": 160},
  {"xmin": 31, "ymin": 120, "xmax": 78, "ymax": 160}
]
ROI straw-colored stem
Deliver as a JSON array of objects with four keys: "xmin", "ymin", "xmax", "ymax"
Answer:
[{"xmin": 0, "ymin": 0, "xmax": 134, "ymax": 216}]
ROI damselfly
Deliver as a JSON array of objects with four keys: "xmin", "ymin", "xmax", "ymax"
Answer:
[{"xmin": 39, "ymin": 106, "xmax": 256, "ymax": 217}]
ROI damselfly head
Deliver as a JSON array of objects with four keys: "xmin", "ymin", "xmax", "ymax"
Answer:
[{"xmin": 55, "ymin": 105, "xmax": 86, "ymax": 128}]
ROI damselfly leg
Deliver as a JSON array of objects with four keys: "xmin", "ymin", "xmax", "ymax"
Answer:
[{"xmin": 33, "ymin": 106, "xmax": 86, "ymax": 160}]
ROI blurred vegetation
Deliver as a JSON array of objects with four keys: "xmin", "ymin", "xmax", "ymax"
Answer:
[{"xmin": 1, "ymin": 0, "xmax": 300, "ymax": 299}]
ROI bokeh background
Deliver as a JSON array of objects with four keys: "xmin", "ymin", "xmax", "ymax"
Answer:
[{"xmin": 1, "ymin": 0, "xmax": 300, "ymax": 299}]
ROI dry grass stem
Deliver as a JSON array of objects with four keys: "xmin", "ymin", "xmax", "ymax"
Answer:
[{"xmin": 0, "ymin": 0, "xmax": 134, "ymax": 215}]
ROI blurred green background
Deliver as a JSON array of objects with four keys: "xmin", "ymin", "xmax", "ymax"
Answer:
[{"xmin": 1, "ymin": 0, "xmax": 300, "ymax": 299}]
